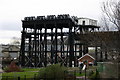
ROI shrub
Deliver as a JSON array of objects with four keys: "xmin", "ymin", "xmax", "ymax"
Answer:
[
  {"xmin": 88, "ymin": 70, "xmax": 94, "ymax": 76},
  {"xmin": 4, "ymin": 61, "xmax": 23, "ymax": 72},
  {"xmin": 37, "ymin": 64, "xmax": 67, "ymax": 80},
  {"xmin": 88, "ymin": 69, "xmax": 100, "ymax": 80}
]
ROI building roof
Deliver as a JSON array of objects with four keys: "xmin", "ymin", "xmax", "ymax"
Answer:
[
  {"xmin": 2, "ymin": 45, "xmax": 20, "ymax": 52},
  {"xmin": 78, "ymin": 17, "xmax": 97, "ymax": 21},
  {"xmin": 78, "ymin": 54, "xmax": 95, "ymax": 61}
]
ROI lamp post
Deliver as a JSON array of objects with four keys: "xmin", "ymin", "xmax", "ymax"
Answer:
[
  {"xmin": 83, "ymin": 60, "xmax": 87, "ymax": 80},
  {"xmin": 82, "ymin": 64, "xmax": 87, "ymax": 80},
  {"xmin": 85, "ymin": 67, "xmax": 86, "ymax": 80}
]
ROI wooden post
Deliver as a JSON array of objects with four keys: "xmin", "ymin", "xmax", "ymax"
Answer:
[
  {"xmin": 44, "ymin": 25, "xmax": 47, "ymax": 67},
  {"xmin": 34, "ymin": 24, "xmax": 37, "ymax": 67},
  {"xmin": 55, "ymin": 26, "xmax": 58, "ymax": 64},
  {"xmin": 95, "ymin": 46, "xmax": 98, "ymax": 65},
  {"xmin": 69, "ymin": 28, "xmax": 74, "ymax": 67},
  {"xmin": 20, "ymin": 27, "xmax": 25, "ymax": 67},
  {"xmin": 51, "ymin": 28, "xmax": 54, "ymax": 64}
]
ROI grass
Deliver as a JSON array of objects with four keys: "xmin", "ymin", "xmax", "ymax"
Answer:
[
  {"xmin": 76, "ymin": 73, "xmax": 85, "ymax": 77},
  {"xmin": 2, "ymin": 71, "xmax": 38, "ymax": 77},
  {"xmin": 22, "ymin": 68, "xmax": 41, "ymax": 71},
  {"xmin": 1, "ymin": 66, "xmax": 98, "ymax": 80},
  {"xmin": 1, "ymin": 68, "xmax": 40, "ymax": 80}
]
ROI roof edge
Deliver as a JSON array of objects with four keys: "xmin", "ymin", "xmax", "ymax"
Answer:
[{"xmin": 78, "ymin": 53, "xmax": 95, "ymax": 61}]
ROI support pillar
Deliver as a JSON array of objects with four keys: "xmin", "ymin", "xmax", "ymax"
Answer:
[
  {"xmin": 95, "ymin": 46, "xmax": 98, "ymax": 65},
  {"xmin": 20, "ymin": 27, "xmax": 25, "ymax": 67},
  {"xmin": 44, "ymin": 25, "xmax": 47, "ymax": 67},
  {"xmin": 51, "ymin": 28, "xmax": 54, "ymax": 64},
  {"xmin": 69, "ymin": 28, "xmax": 74, "ymax": 67},
  {"xmin": 55, "ymin": 26, "xmax": 58, "ymax": 64}
]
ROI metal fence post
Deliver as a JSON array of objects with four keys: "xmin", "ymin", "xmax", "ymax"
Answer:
[
  {"xmin": 85, "ymin": 68, "xmax": 86, "ymax": 80},
  {"xmin": 64, "ymin": 71, "xmax": 66, "ymax": 80},
  {"xmin": 74, "ymin": 70, "xmax": 76, "ymax": 80},
  {"xmin": 24, "ymin": 75, "xmax": 26, "ymax": 80},
  {"xmin": 18, "ymin": 76, "xmax": 20, "ymax": 80},
  {"xmin": 34, "ymin": 74, "xmax": 36, "ymax": 80},
  {"xmin": 44, "ymin": 73, "xmax": 46, "ymax": 80},
  {"xmin": 6, "ymin": 76, "xmax": 8, "ymax": 80}
]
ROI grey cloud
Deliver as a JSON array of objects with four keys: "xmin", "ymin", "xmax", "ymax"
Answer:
[{"xmin": 0, "ymin": 21, "xmax": 21, "ymax": 31}]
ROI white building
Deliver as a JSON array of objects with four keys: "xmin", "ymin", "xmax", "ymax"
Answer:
[
  {"xmin": 78, "ymin": 18, "xmax": 97, "ymax": 26},
  {"xmin": 0, "ymin": 44, "xmax": 20, "ymax": 59}
]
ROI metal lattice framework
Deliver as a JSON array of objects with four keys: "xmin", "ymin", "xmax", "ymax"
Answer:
[{"xmin": 19, "ymin": 14, "xmax": 98, "ymax": 67}]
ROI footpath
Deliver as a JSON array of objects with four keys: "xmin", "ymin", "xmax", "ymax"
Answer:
[
  {"xmin": 0, "ymin": 69, "xmax": 3, "ymax": 73},
  {"xmin": 76, "ymin": 76, "xmax": 90, "ymax": 80}
]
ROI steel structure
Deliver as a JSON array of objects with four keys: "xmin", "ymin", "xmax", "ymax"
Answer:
[{"xmin": 19, "ymin": 14, "xmax": 98, "ymax": 67}]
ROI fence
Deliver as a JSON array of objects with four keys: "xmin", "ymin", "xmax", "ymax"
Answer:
[
  {"xmin": 1, "ymin": 76, "xmax": 83, "ymax": 80},
  {"xmin": 1, "ymin": 70, "xmax": 85, "ymax": 80}
]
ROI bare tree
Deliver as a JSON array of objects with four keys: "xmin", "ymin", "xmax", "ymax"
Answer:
[
  {"xmin": 101, "ymin": 0, "xmax": 120, "ymax": 78},
  {"xmin": 102, "ymin": 0, "xmax": 120, "ymax": 31},
  {"xmin": 99, "ymin": 16, "xmax": 111, "ymax": 31}
]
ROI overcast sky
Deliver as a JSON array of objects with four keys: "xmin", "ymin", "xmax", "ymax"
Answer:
[{"xmin": 0, "ymin": 0, "xmax": 105, "ymax": 44}]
